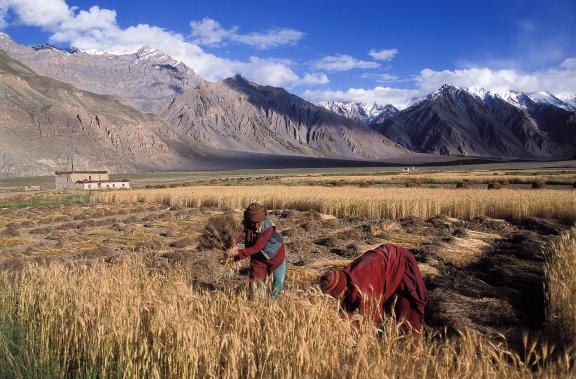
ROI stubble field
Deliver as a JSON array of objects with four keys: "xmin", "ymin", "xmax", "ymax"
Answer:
[{"xmin": 0, "ymin": 177, "xmax": 575, "ymax": 378}]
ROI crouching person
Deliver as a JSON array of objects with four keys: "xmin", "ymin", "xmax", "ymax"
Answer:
[
  {"xmin": 319, "ymin": 244, "xmax": 428, "ymax": 333},
  {"xmin": 228, "ymin": 203, "xmax": 286, "ymax": 299}
]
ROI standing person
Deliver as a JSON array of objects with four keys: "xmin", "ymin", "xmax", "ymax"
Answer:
[
  {"xmin": 228, "ymin": 203, "xmax": 287, "ymax": 298},
  {"xmin": 319, "ymin": 244, "xmax": 428, "ymax": 333}
]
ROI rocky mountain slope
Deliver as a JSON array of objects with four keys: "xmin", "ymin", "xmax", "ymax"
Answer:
[
  {"xmin": 371, "ymin": 85, "xmax": 576, "ymax": 159},
  {"xmin": 0, "ymin": 33, "xmax": 201, "ymax": 113},
  {"xmin": 368, "ymin": 104, "xmax": 400, "ymax": 125},
  {"xmin": 161, "ymin": 75, "xmax": 406, "ymax": 160},
  {"xmin": 0, "ymin": 50, "xmax": 200, "ymax": 176}
]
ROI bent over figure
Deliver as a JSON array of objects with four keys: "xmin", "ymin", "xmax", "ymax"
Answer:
[
  {"xmin": 319, "ymin": 244, "xmax": 428, "ymax": 332},
  {"xmin": 228, "ymin": 203, "xmax": 287, "ymax": 298}
]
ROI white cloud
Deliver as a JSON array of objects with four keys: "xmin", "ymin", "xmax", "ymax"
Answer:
[
  {"xmin": 360, "ymin": 72, "xmax": 399, "ymax": 82},
  {"xmin": 190, "ymin": 17, "xmax": 304, "ymax": 49},
  {"xmin": 312, "ymin": 54, "xmax": 379, "ymax": 72},
  {"xmin": 189, "ymin": 17, "xmax": 234, "ymax": 46},
  {"xmin": 1, "ymin": 0, "xmax": 71, "ymax": 27},
  {"xmin": 368, "ymin": 48, "xmax": 398, "ymax": 61},
  {"xmin": 0, "ymin": 1, "xmax": 321, "ymax": 88},
  {"xmin": 299, "ymin": 72, "xmax": 330, "ymax": 85},
  {"xmin": 233, "ymin": 28, "xmax": 304, "ymax": 50},
  {"xmin": 559, "ymin": 57, "xmax": 576, "ymax": 70},
  {"xmin": 415, "ymin": 63, "xmax": 576, "ymax": 94},
  {"xmin": 0, "ymin": 3, "xmax": 7, "ymax": 29}
]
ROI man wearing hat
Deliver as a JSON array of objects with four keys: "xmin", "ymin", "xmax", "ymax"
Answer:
[
  {"xmin": 228, "ymin": 203, "xmax": 287, "ymax": 298},
  {"xmin": 319, "ymin": 244, "xmax": 427, "ymax": 333}
]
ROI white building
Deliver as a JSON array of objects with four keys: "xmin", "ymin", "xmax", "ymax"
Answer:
[{"xmin": 55, "ymin": 171, "xmax": 130, "ymax": 190}]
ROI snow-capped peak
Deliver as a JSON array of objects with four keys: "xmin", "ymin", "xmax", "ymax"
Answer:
[
  {"xmin": 319, "ymin": 101, "xmax": 399, "ymax": 123},
  {"xmin": 464, "ymin": 86, "xmax": 576, "ymax": 111},
  {"xmin": 134, "ymin": 47, "xmax": 180, "ymax": 66},
  {"xmin": 31, "ymin": 43, "xmax": 80, "ymax": 55},
  {"xmin": 557, "ymin": 94, "xmax": 576, "ymax": 109}
]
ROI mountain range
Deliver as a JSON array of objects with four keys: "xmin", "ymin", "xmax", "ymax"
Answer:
[
  {"xmin": 0, "ymin": 33, "xmax": 202, "ymax": 114},
  {"xmin": 373, "ymin": 85, "xmax": 576, "ymax": 158},
  {"xmin": 0, "ymin": 32, "xmax": 575, "ymax": 176}
]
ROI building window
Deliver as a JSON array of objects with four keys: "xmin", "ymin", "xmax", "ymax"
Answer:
[{"xmin": 88, "ymin": 185, "xmax": 91, "ymax": 189}]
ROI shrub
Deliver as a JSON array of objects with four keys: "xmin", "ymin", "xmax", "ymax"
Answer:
[
  {"xmin": 405, "ymin": 178, "xmax": 423, "ymax": 188},
  {"xmin": 456, "ymin": 180, "xmax": 470, "ymax": 189},
  {"xmin": 487, "ymin": 182, "xmax": 502, "ymax": 190},
  {"xmin": 531, "ymin": 181, "xmax": 546, "ymax": 189}
]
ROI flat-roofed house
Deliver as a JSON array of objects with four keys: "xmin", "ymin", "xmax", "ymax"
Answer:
[{"xmin": 55, "ymin": 171, "xmax": 130, "ymax": 190}]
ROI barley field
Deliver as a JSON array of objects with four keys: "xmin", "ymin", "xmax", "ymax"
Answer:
[
  {"xmin": 279, "ymin": 170, "xmax": 576, "ymax": 186},
  {"xmin": 0, "ymin": 255, "xmax": 573, "ymax": 378},
  {"xmin": 545, "ymin": 228, "xmax": 576, "ymax": 349},
  {"xmin": 96, "ymin": 185, "xmax": 576, "ymax": 222}
]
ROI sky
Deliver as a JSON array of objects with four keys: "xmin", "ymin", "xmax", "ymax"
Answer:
[{"xmin": 0, "ymin": 0, "xmax": 575, "ymax": 108}]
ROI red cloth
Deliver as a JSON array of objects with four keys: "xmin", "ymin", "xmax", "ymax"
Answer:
[
  {"xmin": 249, "ymin": 245, "xmax": 285, "ymax": 283},
  {"xmin": 235, "ymin": 228, "xmax": 285, "ymax": 283},
  {"xmin": 340, "ymin": 244, "xmax": 428, "ymax": 332},
  {"xmin": 237, "ymin": 227, "xmax": 274, "ymax": 259}
]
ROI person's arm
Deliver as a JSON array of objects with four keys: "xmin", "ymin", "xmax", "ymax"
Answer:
[{"xmin": 235, "ymin": 227, "xmax": 273, "ymax": 260}]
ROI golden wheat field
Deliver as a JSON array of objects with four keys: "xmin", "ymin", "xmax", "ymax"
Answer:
[
  {"xmin": 278, "ymin": 170, "xmax": 576, "ymax": 186},
  {"xmin": 97, "ymin": 185, "xmax": 576, "ymax": 222},
  {"xmin": 0, "ymin": 181, "xmax": 575, "ymax": 378}
]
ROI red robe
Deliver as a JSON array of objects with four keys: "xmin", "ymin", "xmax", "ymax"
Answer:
[
  {"xmin": 341, "ymin": 244, "xmax": 428, "ymax": 331},
  {"xmin": 235, "ymin": 228, "xmax": 285, "ymax": 283}
]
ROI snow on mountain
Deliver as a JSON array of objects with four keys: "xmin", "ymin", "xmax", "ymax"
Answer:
[
  {"xmin": 319, "ymin": 101, "xmax": 399, "ymax": 123},
  {"xmin": 31, "ymin": 43, "xmax": 81, "ymax": 54},
  {"xmin": 557, "ymin": 94, "xmax": 576, "ymax": 109},
  {"xmin": 134, "ymin": 47, "xmax": 181, "ymax": 66},
  {"xmin": 465, "ymin": 87, "xmax": 576, "ymax": 111},
  {"xmin": 319, "ymin": 101, "xmax": 382, "ymax": 122}
]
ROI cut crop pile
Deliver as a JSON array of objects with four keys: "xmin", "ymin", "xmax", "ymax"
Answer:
[{"xmin": 198, "ymin": 214, "xmax": 240, "ymax": 251}]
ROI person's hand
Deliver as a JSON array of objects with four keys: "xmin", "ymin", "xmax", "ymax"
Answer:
[{"xmin": 227, "ymin": 246, "xmax": 239, "ymax": 257}]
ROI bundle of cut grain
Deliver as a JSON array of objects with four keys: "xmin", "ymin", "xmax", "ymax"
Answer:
[{"xmin": 198, "ymin": 214, "xmax": 239, "ymax": 251}]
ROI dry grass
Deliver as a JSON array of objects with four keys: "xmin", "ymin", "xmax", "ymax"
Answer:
[
  {"xmin": 279, "ymin": 170, "xmax": 576, "ymax": 186},
  {"xmin": 96, "ymin": 186, "xmax": 576, "ymax": 222},
  {"xmin": 0, "ymin": 258, "xmax": 572, "ymax": 378},
  {"xmin": 545, "ymin": 228, "xmax": 576, "ymax": 350},
  {"xmin": 436, "ymin": 230, "xmax": 501, "ymax": 267}
]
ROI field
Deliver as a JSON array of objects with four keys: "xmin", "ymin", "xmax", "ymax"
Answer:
[{"xmin": 0, "ymin": 168, "xmax": 575, "ymax": 377}]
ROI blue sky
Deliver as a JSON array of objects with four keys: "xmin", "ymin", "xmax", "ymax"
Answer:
[{"xmin": 1, "ymin": 0, "xmax": 575, "ymax": 107}]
